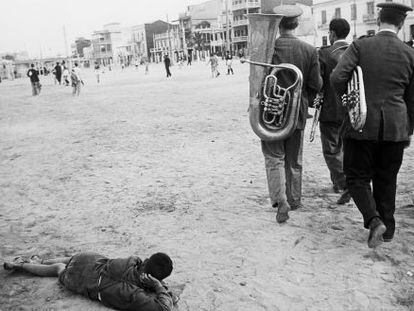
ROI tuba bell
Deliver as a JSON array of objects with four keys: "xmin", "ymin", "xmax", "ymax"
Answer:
[
  {"xmin": 341, "ymin": 66, "xmax": 367, "ymax": 132},
  {"xmin": 243, "ymin": 13, "xmax": 303, "ymax": 141}
]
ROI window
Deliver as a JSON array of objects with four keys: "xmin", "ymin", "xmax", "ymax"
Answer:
[
  {"xmin": 321, "ymin": 10, "xmax": 327, "ymax": 24},
  {"xmin": 351, "ymin": 4, "xmax": 357, "ymax": 21},
  {"xmin": 410, "ymin": 24, "xmax": 414, "ymax": 38},
  {"xmin": 322, "ymin": 36, "xmax": 328, "ymax": 46},
  {"xmin": 367, "ymin": 2, "xmax": 375, "ymax": 15},
  {"xmin": 335, "ymin": 8, "xmax": 341, "ymax": 18}
]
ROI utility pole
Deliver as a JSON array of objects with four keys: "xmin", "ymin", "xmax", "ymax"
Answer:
[
  {"xmin": 63, "ymin": 25, "xmax": 69, "ymax": 62},
  {"xmin": 167, "ymin": 14, "xmax": 173, "ymax": 62},
  {"xmin": 353, "ymin": 0, "xmax": 357, "ymax": 39},
  {"xmin": 225, "ymin": 0, "xmax": 230, "ymax": 53},
  {"xmin": 181, "ymin": 18, "xmax": 188, "ymax": 57}
]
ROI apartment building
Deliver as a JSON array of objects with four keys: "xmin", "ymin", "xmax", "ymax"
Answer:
[
  {"xmin": 313, "ymin": 0, "xmax": 414, "ymax": 46},
  {"xmin": 232, "ymin": 0, "xmax": 261, "ymax": 54},
  {"xmin": 91, "ymin": 23, "xmax": 123, "ymax": 65},
  {"xmin": 131, "ymin": 20, "xmax": 171, "ymax": 62}
]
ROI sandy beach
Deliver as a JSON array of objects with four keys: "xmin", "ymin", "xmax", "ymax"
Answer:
[{"xmin": 0, "ymin": 61, "xmax": 413, "ymax": 311}]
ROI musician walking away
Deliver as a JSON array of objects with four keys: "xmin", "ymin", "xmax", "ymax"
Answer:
[
  {"xmin": 164, "ymin": 54, "xmax": 172, "ymax": 78},
  {"xmin": 3, "ymin": 252, "xmax": 175, "ymax": 311},
  {"xmin": 331, "ymin": 2, "xmax": 414, "ymax": 248},
  {"xmin": 262, "ymin": 5, "xmax": 322, "ymax": 223},
  {"xmin": 27, "ymin": 64, "xmax": 41, "ymax": 96},
  {"xmin": 318, "ymin": 18, "xmax": 351, "ymax": 205}
]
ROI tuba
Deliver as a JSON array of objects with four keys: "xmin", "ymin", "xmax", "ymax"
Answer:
[
  {"xmin": 242, "ymin": 13, "xmax": 303, "ymax": 141},
  {"xmin": 341, "ymin": 66, "xmax": 367, "ymax": 132}
]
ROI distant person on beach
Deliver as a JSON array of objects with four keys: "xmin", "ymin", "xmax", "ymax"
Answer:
[
  {"xmin": 225, "ymin": 51, "xmax": 234, "ymax": 75},
  {"xmin": 71, "ymin": 62, "xmax": 83, "ymax": 96},
  {"xmin": 164, "ymin": 54, "xmax": 172, "ymax": 78},
  {"xmin": 144, "ymin": 58, "xmax": 149, "ymax": 74},
  {"xmin": 94, "ymin": 61, "xmax": 101, "ymax": 83},
  {"xmin": 4, "ymin": 252, "xmax": 175, "ymax": 311},
  {"xmin": 62, "ymin": 66, "xmax": 70, "ymax": 86},
  {"xmin": 26, "ymin": 63, "xmax": 41, "ymax": 96},
  {"xmin": 207, "ymin": 53, "xmax": 220, "ymax": 78},
  {"xmin": 53, "ymin": 62, "xmax": 62, "ymax": 85},
  {"xmin": 187, "ymin": 51, "xmax": 192, "ymax": 65}
]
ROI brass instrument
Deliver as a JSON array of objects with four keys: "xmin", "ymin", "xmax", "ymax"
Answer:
[
  {"xmin": 341, "ymin": 66, "xmax": 367, "ymax": 131},
  {"xmin": 243, "ymin": 13, "xmax": 303, "ymax": 141},
  {"xmin": 309, "ymin": 93, "xmax": 323, "ymax": 142}
]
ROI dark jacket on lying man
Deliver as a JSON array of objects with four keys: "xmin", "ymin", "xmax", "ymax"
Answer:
[{"xmin": 59, "ymin": 252, "xmax": 173, "ymax": 311}]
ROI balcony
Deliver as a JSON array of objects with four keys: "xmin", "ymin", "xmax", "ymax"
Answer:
[
  {"xmin": 233, "ymin": 35, "xmax": 248, "ymax": 43},
  {"xmin": 232, "ymin": 1, "xmax": 260, "ymax": 11},
  {"xmin": 232, "ymin": 19, "xmax": 248, "ymax": 27},
  {"xmin": 363, "ymin": 14, "xmax": 376, "ymax": 23}
]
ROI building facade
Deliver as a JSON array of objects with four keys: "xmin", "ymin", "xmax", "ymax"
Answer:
[
  {"xmin": 91, "ymin": 23, "xmax": 123, "ymax": 66},
  {"xmin": 151, "ymin": 24, "xmax": 183, "ymax": 62},
  {"xmin": 232, "ymin": 0, "xmax": 261, "ymax": 54},
  {"xmin": 131, "ymin": 20, "xmax": 171, "ymax": 62},
  {"xmin": 179, "ymin": 0, "xmax": 223, "ymax": 59},
  {"xmin": 313, "ymin": 0, "xmax": 414, "ymax": 46}
]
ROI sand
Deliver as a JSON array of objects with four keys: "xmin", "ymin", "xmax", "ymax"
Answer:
[{"xmin": 0, "ymin": 61, "xmax": 413, "ymax": 311}]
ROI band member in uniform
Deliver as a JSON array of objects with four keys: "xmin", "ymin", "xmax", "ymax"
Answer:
[
  {"xmin": 331, "ymin": 2, "xmax": 414, "ymax": 248},
  {"xmin": 262, "ymin": 5, "xmax": 322, "ymax": 223},
  {"xmin": 318, "ymin": 18, "xmax": 351, "ymax": 205}
]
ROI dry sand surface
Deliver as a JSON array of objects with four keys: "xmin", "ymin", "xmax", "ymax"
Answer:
[{"xmin": 0, "ymin": 61, "xmax": 413, "ymax": 311}]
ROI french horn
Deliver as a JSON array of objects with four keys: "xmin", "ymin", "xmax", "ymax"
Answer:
[
  {"xmin": 341, "ymin": 66, "xmax": 367, "ymax": 131},
  {"xmin": 242, "ymin": 13, "xmax": 303, "ymax": 141}
]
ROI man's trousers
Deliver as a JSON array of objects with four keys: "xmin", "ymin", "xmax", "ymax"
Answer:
[
  {"xmin": 320, "ymin": 122, "xmax": 346, "ymax": 190},
  {"xmin": 343, "ymin": 139, "xmax": 405, "ymax": 238},
  {"xmin": 261, "ymin": 129, "xmax": 304, "ymax": 208}
]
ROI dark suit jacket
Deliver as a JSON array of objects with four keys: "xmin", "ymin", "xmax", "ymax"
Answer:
[
  {"xmin": 331, "ymin": 31, "xmax": 414, "ymax": 141},
  {"xmin": 318, "ymin": 40, "xmax": 349, "ymax": 124},
  {"xmin": 272, "ymin": 34, "xmax": 322, "ymax": 130}
]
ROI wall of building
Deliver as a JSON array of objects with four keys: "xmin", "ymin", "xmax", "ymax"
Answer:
[
  {"xmin": 145, "ymin": 20, "xmax": 170, "ymax": 61},
  {"xmin": 313, "ymin": 0, "xmax": 414, "ymax": 46}
]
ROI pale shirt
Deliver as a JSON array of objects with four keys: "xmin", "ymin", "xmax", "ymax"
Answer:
[{"xmin": 72, "ymin": 67, "xmax": 82, "ymax": 80}]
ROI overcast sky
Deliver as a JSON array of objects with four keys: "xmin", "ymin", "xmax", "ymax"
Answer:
[{"xmin": 0, "ymin": 0, "xmax": 207, "ymax": 58}]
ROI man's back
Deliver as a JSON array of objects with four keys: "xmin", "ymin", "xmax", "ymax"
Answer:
[
  {"xmin": 272, "ymin": 34, "xmax": 322, "ymax": 129},
  {"xmin": 27, "ymin": 69, "xmax": 39, "ymax": 83},
  {"xmin": 318, "ymin": 41, "xmax": 348, "ymax": 124},
  {"xmin": 331, "ymin": 32, "xmax": 414, "ymax": 141}
]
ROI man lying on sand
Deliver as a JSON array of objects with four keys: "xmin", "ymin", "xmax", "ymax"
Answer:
[{"xmin": 3, "ymin": 252, "xmax": 176, "ymax": 311}]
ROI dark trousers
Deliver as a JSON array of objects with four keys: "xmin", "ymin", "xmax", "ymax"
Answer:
[
  {"xmin": 165, "ymin": 65, "xmax": 171, "ymax": 77},
  {"xmin": 343, "ymin": 139, "xmax": 405, "ymax": 238},
  {"xmin": 320, "ymin": 122, "xmax": 346, "ymax": 189}
]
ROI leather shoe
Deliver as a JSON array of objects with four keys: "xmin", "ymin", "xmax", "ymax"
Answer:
[
  {"xmin": 368, "ymin": 217, "xmax": 386, "ymax": 248},
  {"xmin": 276, "ymin": 203, "xmax": 290, "ymax": 223},
  {"xmin": 337, "ymin": 190, "xmax": 351, "ymax": 204},
  {"xmin": 290, "ymin": 203, "xmax": 303, "ymax": 210},
  {"xmin": 383, "ymin": 235, "xmax": 393, "ymax": 242}
]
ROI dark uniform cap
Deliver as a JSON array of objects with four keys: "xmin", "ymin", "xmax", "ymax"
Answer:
[
  {"xmin": 377, "ymin": 2, "xmax": 413, "ymax": 14},
  {"xmin": 273, "ymin": 4, "xmax": 303, "ymax": 17}
]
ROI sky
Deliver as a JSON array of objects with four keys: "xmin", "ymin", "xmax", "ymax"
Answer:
[{"xmin": 0, "ymin": 0, "xmax": 207, "ymax": 58}]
